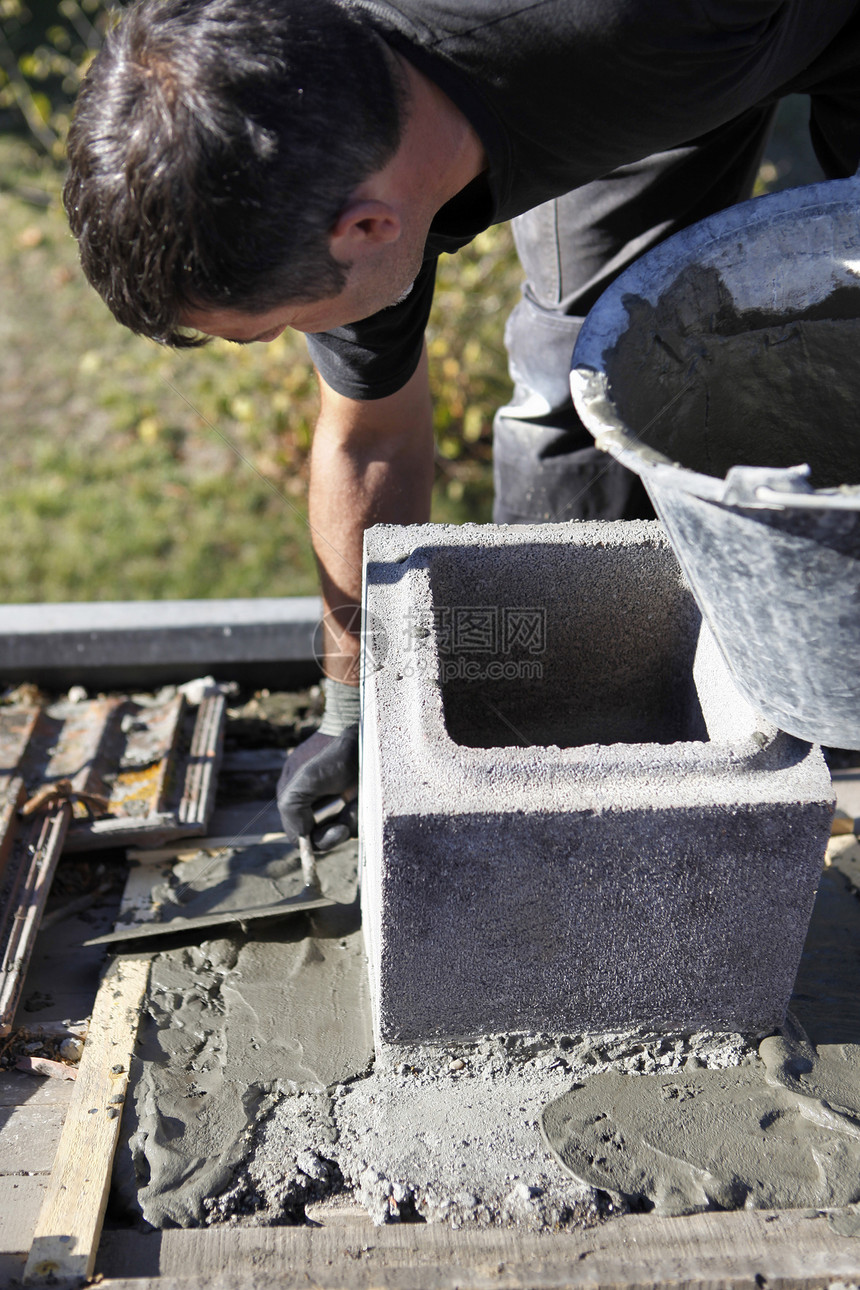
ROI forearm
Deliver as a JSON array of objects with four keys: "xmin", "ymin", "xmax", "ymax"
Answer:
[{"xmin": 309, "ymin": 345, "xmax": 434, "ymax": 684}]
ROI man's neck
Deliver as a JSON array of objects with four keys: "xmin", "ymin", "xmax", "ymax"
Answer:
[{"xmin": 374, "ymin": 50, "xmax": 487, "ymax": 215}]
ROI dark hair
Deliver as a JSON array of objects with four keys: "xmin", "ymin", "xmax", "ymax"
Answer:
[{"xmin": 63, "ymin": 0, "xmax": 405, "ymax": 345}]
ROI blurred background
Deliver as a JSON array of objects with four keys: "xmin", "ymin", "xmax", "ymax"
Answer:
[{"xmin": 0, "ymin": 0, "xmax": 827, "ymax": 603}]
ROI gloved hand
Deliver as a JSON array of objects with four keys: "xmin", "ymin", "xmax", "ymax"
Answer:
[{"xmin": 277, "ymin": 679, "xmax": 360, "ymax": 852}]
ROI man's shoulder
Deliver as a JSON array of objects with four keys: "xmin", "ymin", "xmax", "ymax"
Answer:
[{"xmin": 343, "ymin": 0, "xmax": 643, "ymax": 41}]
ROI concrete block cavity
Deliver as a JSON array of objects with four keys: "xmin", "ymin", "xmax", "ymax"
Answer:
[{"xmin": 360, "ymin": 520, "xmax": 834, "ymax": 1045}]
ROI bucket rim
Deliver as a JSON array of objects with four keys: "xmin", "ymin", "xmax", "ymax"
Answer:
[
  {"xmin": 570, "ymin": 175, "xmax": 860, "ymax": 514},
  {"xmin": 571, "ymin": 365, "xmax": 860, "ymax": 512}
]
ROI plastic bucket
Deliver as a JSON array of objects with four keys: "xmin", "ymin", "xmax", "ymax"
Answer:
[{"xmin": 570, "ymin": 177, "xmax": 860, "ymax": 749}]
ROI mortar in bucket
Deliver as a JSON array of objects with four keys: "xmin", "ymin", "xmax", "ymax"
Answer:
[{"xmin": 570, "ymin": 177, "xmax": 860, "ymax": 749}]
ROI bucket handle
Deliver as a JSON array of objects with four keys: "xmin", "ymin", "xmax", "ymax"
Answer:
[
  {"xmin": 752, "ymin": 486, "xmax": 860, "ymax": 510},
  {"xmin": 722, "ymin": 463, "xmax": 860, "ymax": 511}
]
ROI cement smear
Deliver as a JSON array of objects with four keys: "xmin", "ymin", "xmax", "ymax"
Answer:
[
  {"xmin": 116, "ymin": 836, "xmax": 860, "ymax": 1231},
  {"xmin": 115, "ymin": 839, "xmax": 371, "ymax": 1227},
  {"xmin": 541, "ymin": 1027, "xmax": 860, "ymax": 1215},
  {"xmin": 202, "ymin": 1026, "xmax": 755, "ymax": 1231},
  {"xmin": 541, "ymin": 852, "xmax": 860, "ymax": 1217}
]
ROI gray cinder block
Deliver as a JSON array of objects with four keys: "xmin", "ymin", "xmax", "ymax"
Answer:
[{"xmin": 360, "ymin": 521, "xmax": 834, "ymax": 1045}]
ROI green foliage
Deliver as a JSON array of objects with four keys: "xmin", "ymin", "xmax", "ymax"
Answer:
[
  {"xmin": 0, "ymin": 0, "xmax": 114, "ymax": 159},
  {"xmin": 0, "ymin": 0, "xmax": 821, "ymax": 602},
  {"xmin": 0, "ymin": 131, "xmax": 517, "ymax": 600},
  {"xmin": 0, "ymin": 1, "xmax": 517, "ymax": 601},
  {"xmin": 0, "ymin": 436, "xmax": 318, "ymax": 600},
  {"xmin": 429, "ymin": 225, "xmax": 520, "ymax": 521}
]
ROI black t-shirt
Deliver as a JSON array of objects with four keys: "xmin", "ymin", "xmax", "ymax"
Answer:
[{"xmin": 306, "ymin": 0, "xmax": 858, "ymax": 400}]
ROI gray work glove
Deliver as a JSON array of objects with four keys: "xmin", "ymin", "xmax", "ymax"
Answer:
[{"xmin": 277, "ymin": 679, "xmax": 360, "ymax": 852}]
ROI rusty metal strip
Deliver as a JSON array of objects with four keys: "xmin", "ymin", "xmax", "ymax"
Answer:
[
  {"xmin": 0, "ymin": 803, "xmax": 71, "ymax": 1036},
  {"xmin": 0, "ymin": 706, "xmax": 40, "ymax": 883},
  {"xmin": 36, "ymin": 698, "xmax": 124, "ymax": 806},
  {"xmin": 178, "ymin": 693, "xmax": 226, "ymax": 826},
  {"xmin": 107, "ymin": 694, "xmax": 185, "ymax": 818},
  {"xmin": 63, "ymin": 695, "xmax": 226, "ymax": 852}
]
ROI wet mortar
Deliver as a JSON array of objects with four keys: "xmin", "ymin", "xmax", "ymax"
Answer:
[
  {"xmin": 105, "ymin": 689, "xmax": 860, "ymax": 1231},
  {"xmin": 610, "ymin": 264, "xmax": 860, "ymax": 489}
]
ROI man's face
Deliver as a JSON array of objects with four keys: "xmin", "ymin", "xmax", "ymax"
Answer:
[{"xmin": 183, "ymin": 228, "xmax": 424, "ymax": 343}]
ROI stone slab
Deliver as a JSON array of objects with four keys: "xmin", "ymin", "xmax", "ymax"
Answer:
[
  {"xmin": 0, "ymin": 596, "xmax": 321, "ymax": 689},
  {"xmin": 360, "ymin": 520, "xmax": 834, "ymax": 1044},
  {"xmin": 0, "ymin": 1105, "xmax": 65, "ymax": 1174},
  {"xmin": 0, "ymin": 1168, "xmax": 48, "ymax": 1253},
  {"xmin": 0, "ymin": 1071, "xmax": 76, "ymax": 1109}
]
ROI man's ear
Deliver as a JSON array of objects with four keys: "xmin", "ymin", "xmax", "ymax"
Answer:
[{"xmin": 329, "ymin": 199, "xmax": 401, "ymax": 261}]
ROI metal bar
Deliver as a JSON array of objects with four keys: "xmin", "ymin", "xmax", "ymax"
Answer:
[
  {"xmin": 0, "ymin": 803, "xmax": 71, "ymax": 1035},
  {"xmin": 83, "ymin": 891, "xmax": 334, "ymax": 946},
  {"xmin": 178, "ymin": 693, "xmax": 226, "ymax": 827}
]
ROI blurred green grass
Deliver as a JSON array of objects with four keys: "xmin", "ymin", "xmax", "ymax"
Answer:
[
  {"xmin": 0, "ymin": 130, "xmax": 519, "ymax": 601},
  {"xmin": 0, "ymin": 1, "xmax": 826, "ymax": 601}
]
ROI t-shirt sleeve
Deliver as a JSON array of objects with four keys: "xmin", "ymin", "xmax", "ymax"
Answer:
[{"xmin": 305, "ymin": 255, "xmax": 438, "ymax": 401}]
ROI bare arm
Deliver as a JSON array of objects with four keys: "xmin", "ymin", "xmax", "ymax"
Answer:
[{"xmin": 309, "ymin": 343, "xmax": 435, "ymax": 685}]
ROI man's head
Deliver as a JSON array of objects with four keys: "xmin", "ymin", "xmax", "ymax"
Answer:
[{"xmin": 63, "ymin": 0, "xmax": 407, "ymax": 345}]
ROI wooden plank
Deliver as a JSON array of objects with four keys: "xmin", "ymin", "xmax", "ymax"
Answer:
[
  {"xmin": 127, "ymin": 831, "xmax": 287, "ymax": 864},
  {"xmin": 115, "ymin": 855, "xmax": 177, "ymax": 927},
  {"xmin": 0, "ymin": 707, "xmax": 40, "ymax": 880},
  {"xmin": 0, "ymin": 777, "xmax": 26, "ymax": 880},
  {"xmin": 24, "ymin": 955, "xmax": 150, "ymax": 1286},
  {"xmin": 0, "ymin": 708, "xmax": 41, "ymax": 779},
  {"xmin": 832, "ymin": 767, "xmax": 860, "ymax": 826},
  {"xmin": 93, "ymin": 1207, "xmax": 860, "ymax": 1289}
]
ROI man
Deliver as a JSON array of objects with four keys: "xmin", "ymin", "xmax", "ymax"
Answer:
[{"xmin": 64, "ymin": 0, "xmax": 860, "ymax": 848}]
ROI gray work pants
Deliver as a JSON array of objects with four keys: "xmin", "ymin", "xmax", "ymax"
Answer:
[
  {"xmin": 492, "ymin": 104, "xmax": 782, "ymax": 524},
  {"xmin": 492, "ymin": 1, "xmax": 860, "ymax": 529}
]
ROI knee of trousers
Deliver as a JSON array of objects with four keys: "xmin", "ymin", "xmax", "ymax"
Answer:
[
  {"xmin": 493, "ymin": 295, "xmax": 652, "ymax": 523},
  {"xmin": 501, "ymin": 293, "xmax": 584, "ymax": 422},
  {"xmin": 492, "ymin": 415, "xmax": 652, "ymax": 524}
]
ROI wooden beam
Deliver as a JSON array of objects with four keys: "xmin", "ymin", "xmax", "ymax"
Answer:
[
  {"xmin": 93, "ymin": 1206, "xmax": 860, "ymax": 1289},
  {"xmin": 23, "ymin": 955, "xmax": 150, "ymax": 1286},
  {"xmin": 127, "ymin": 830, "xmax": 287, "ymax": 866}
]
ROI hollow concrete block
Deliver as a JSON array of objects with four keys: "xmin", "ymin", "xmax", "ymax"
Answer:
[{"xmin": 360, "ymin": 521, "xmax": 834, "ymax": 1045}]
